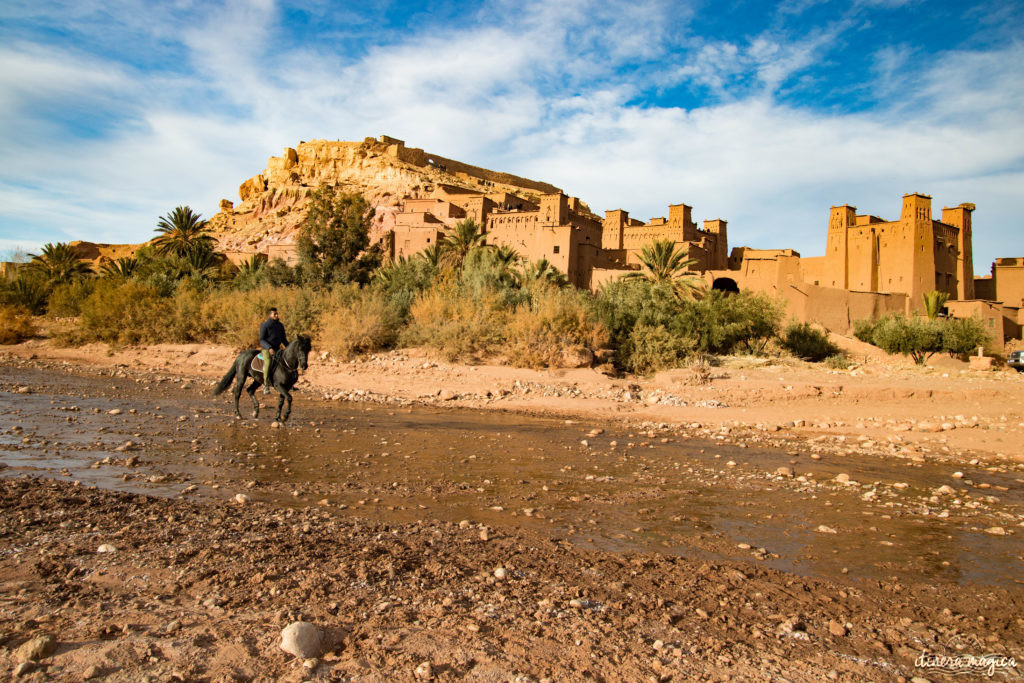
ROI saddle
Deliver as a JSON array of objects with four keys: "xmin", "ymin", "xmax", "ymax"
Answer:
[{"xmin": 250, "ymin": 354, "xmax": 273, "ymax": 375}]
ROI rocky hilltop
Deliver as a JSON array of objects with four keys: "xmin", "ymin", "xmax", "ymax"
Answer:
[{"xmin": 207, "ymin": 135, "xmax": 563, "ymax": 256}]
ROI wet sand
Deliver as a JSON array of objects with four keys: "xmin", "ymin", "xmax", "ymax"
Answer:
[{"xmin": 1, "ymin": 356, "xmax": 1023, "ymax": 680}]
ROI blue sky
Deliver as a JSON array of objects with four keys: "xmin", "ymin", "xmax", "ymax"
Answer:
[{"xmin": 1, "ymin": 0, "xmax": 1022, "ymax": 272}]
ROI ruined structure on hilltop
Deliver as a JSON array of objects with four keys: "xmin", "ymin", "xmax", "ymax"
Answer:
[{"xmin": 206, "ymin": 135, "xmax": 562, "ymax": 264}]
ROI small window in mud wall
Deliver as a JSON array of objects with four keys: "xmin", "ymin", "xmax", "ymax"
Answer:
[
  {"xmin": 426, "ymin": 238, "xmax": 431, "ymax": 243},
  {"xmin": 553, "ymin": 246, "xmax": 560, "ymax": 254}
]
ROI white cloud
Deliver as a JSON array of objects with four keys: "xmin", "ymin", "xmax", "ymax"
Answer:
[{"xmin": 0, "ymin": 0, "xmax": 1021, "ymax": 273}]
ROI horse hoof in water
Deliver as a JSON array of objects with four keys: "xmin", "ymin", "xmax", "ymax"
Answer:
[{"xmin": 251, "ymin": 411, "xmax": 258, "ymax": 419}]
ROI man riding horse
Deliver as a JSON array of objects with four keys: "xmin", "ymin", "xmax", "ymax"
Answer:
[{"xmin": 259, "ymin": 307, "xmax": 288, "ymax": 394}]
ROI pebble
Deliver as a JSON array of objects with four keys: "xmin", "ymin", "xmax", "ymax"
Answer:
[
  {"xmin": 13, "ymin": 662, "xmax": 35, "ymax": 677},
  {"xmin": 270, "ymin": 421, "xmax": 281, "ymax": 429},
  {"xmin": 828, "ymin": 620, "xmax": 848, "ymax": 637},
  {"xmin": 96, "ymin": 544, "xmax": 116, "ymax": 553},
  {"xmin": 952, "ymin": 471, "xmax": 964, "ymax": 479},
  {"xmin": 280, "ymin": 621, "xmax": 324, "ymax": 660},
  {"xmin": 414, "ymin": 661, "xmax": 433, "ymax": 679},
  {"xmin": 775, "ymin": 466, "xmax": 793, "ymax": 477},
  {"xmin": 234, "ymin": 494, "xmax": 250, "ymax": 504},
  {"xmin": 985, "ymin": 527, "xmax": 1007, "ymax": 536},
  {"xmin": 834, "ymin": 473, "xmax": 850, "ymax": 484},
  {"xmin": 494, "ymin": 567, "xmax": 507, "ymax": 580},
  {"xmin": 817, "ymin": 525, "xmax": 838, "ymax": 534},
  {"xmin": 108, "ymin": 408, "xmax": 122, "ymax": 415}
]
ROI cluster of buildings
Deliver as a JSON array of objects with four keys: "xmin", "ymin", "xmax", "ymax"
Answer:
[{"xmin": 387, "ymin": 182, "xmax": 1023, "ymax": 342}]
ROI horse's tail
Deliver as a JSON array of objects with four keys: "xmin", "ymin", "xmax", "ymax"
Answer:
[{"xmin": 213, "ymin": 364, "xmax": 237, "ymax": 396}]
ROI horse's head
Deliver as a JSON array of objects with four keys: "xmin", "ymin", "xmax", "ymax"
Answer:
[{"xmin": 296, "ymin": 334, "xmax": 312, "ymax": 372}]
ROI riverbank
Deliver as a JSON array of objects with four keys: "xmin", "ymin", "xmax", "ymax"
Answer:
[{"xmin": 4, "ymin": 335, "xmax": 1024, "ymax": 464}]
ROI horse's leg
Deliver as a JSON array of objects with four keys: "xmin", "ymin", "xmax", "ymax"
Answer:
[
  {"xmin": 275, "ymin": 388, "xmax": 287, "ymax": 422},
  {"xmin": 231, "ymin": 367, "xmax": 245, "ymax": 419},
  {"xmin": 247, "ymin": 375, "xmax": 261, "ymax": 418},
  {"xmin": 282, "ymin": 390, "xmax": 293, "ymax": 422}
]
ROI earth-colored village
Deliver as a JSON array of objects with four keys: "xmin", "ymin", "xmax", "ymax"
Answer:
[{"xmin": 14, "ymin": 135, "xmax": 1018, "ymax": 346}]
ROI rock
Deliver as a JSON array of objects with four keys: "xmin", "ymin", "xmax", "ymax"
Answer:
[
  {"xmin": 13, "ymin": 661, "xmax": 35, "ymax": 677},
  {"xmin": 952, "ymin": 471, "xmax": 964, "ymax": 479},
  {"xmin": 494, "ymin": 567, "xmax": 507, "ymax": 580},
  {"xmin": 414, "ymin": 661, "xmax": 433, "ymax": 679},
  {"xmin": 108, "ymin": 408, "xmax": 122, "ymax": 415},
  {"xmin": 561, "ymin": 346, "xmax": 594, "ymax": 368},
  {"xmin": 935, "ymin": 485, "xmax": 955, "ymax": 495},
  {"xmin": 96, "ymin": 544, "xmax": 116, "ymax": 553},
  {"xmin": 234, "ymin": 494, "xmax": 250, "ymax": 504},
  {"xmin": 652, "ymin": 639, "xmax": 664, "ymax": 650},
  {"xmin": 816, "ymin": 525, "xmax": 838, "ymax": 534},
  {"xmin": 270, "ymin": 421, "xmax": 281, "ymax": 429},
  {"xmin": 828, "ymin": 620, "xmax": 848, "ymax": 637},
  {"xmin": 280, "ymin": 621, "xmax": 324, "ymax": 660},
  {"xmin": 15, "ymin": 634, "xmax": 56, "ymax": 662},
  {"xmin": 478, "ymin": 529, "xmax": 489, "ymax": 541},
  {"xmin": 834, "ymin": 473, "xmax": 850, "ymax": 484},
  {"xmin": 82, "ymin": 664, "xmax": 103, "ymax": 679},
  {"xmin": 775, "ymin": 466, "xmax": 793, "ymax": 477},
  {"xmin": 985, "ymin": 527, "xmax": 1006, "ymax": 536}
]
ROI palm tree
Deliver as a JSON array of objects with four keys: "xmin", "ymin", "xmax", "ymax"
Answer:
[
  {"xmin": 372, "ymin": 255, "xmax": 408, "ymax": 289},
  {"xmin": 517, "ymin": 258, "xmax": 568, "ymax": 289},
  {"xmin": 25, "ymin": 242, "xmax": 92, "ymax": 284},
  {"xmin": 623, "ymin": 239, "xmax": 704, "ymax": 300},
  {"xmin": 419, "ymin": 243, "xmax": 443, "ymax": 268},
  {"xmin": 439, "ymin": 218, "xmax": 486, "ymax": 272},
  {"xmin": 153, "ymin": 206, "xmax": 215, "ymax": 257},
  {"xmin": 179, "ymin": 242, "xmax": 221, "ymax": 277},
  {"xmin": 236, "ymin": 254, "xmax": 266, "ymax": 278},
  {"xmin": 922, "ymin": 290, "xmax": 949, "ymax": 319},
  {"xmin": 99, "ymin": 257, "xmax": 138, "ymax": 279}
]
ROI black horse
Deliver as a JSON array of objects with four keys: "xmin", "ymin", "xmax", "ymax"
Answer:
[{"xmin": 213, "ymin": 335, "xmax": 312, "ymax": 421}]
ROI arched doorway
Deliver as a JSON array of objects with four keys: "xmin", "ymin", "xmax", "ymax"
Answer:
[{"xmin": 711, "ymin": 277, "xmax": 739, "ymax": 294}]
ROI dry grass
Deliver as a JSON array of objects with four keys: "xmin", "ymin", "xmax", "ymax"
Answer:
[
  {"xmin": 0, "ymin": 306, "xmax": 37, "ymax": 345},
  {"xmin": 505, "ymin": 288, "xmax": 609, "ymax": 369},
  {"xmin": 317, "ymin": 290, "xmax": 400, "ymax": 359}
]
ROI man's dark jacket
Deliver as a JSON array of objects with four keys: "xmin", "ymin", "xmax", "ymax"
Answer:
[{"xmin": 259, "ymin": 319, "xmax": 288, "ymax": 350}]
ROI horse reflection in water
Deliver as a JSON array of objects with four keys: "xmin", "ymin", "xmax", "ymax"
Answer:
[{"xmin": 213, "ymin": 335, "xmax": 312, "ymax": 422}]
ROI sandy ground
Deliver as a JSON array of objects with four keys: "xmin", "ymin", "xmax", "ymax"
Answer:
[{"xmin": 1, "ymin": 337, "xmax": 1023, "ymax": 681}]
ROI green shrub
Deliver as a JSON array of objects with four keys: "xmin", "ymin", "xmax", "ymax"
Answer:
[
  {"xmin": 372, "ymin": 256, "xmax": 439, "ymax": 319},
  {"xmin": 619, "ymin": 324, "xmax": 695, "ymax": 375},
  {"xmin": 941, "ymin": 316, "xmax": 991, "ymax": 356},
  {"xmin": 674, "ymin": 290, "xmax": 784, "ymax": 355},
  {"xmin": 75, "ymin": 280, "xmax": 169, "ymax": 345},
  {"xmin": 781, "ymin": 321, "xmax": 839, "ymax": 361},
  {"xmin": 871, "ymin": 314, "xmax": 943, "ymax": 364},
  {"xmin": 0, "ymin": 306, "xmax": 37, "ymax": 344},
  {"xmin": 1, "ymin": 275, "xmax": 49, "ymax": 315},
  {"xmin": 47, "ymin": 279, "xmax": 95, "ymax": 317},
  {"xmin": 852, "ymin": 318, "xmax": 876, "ymax": 343}
]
